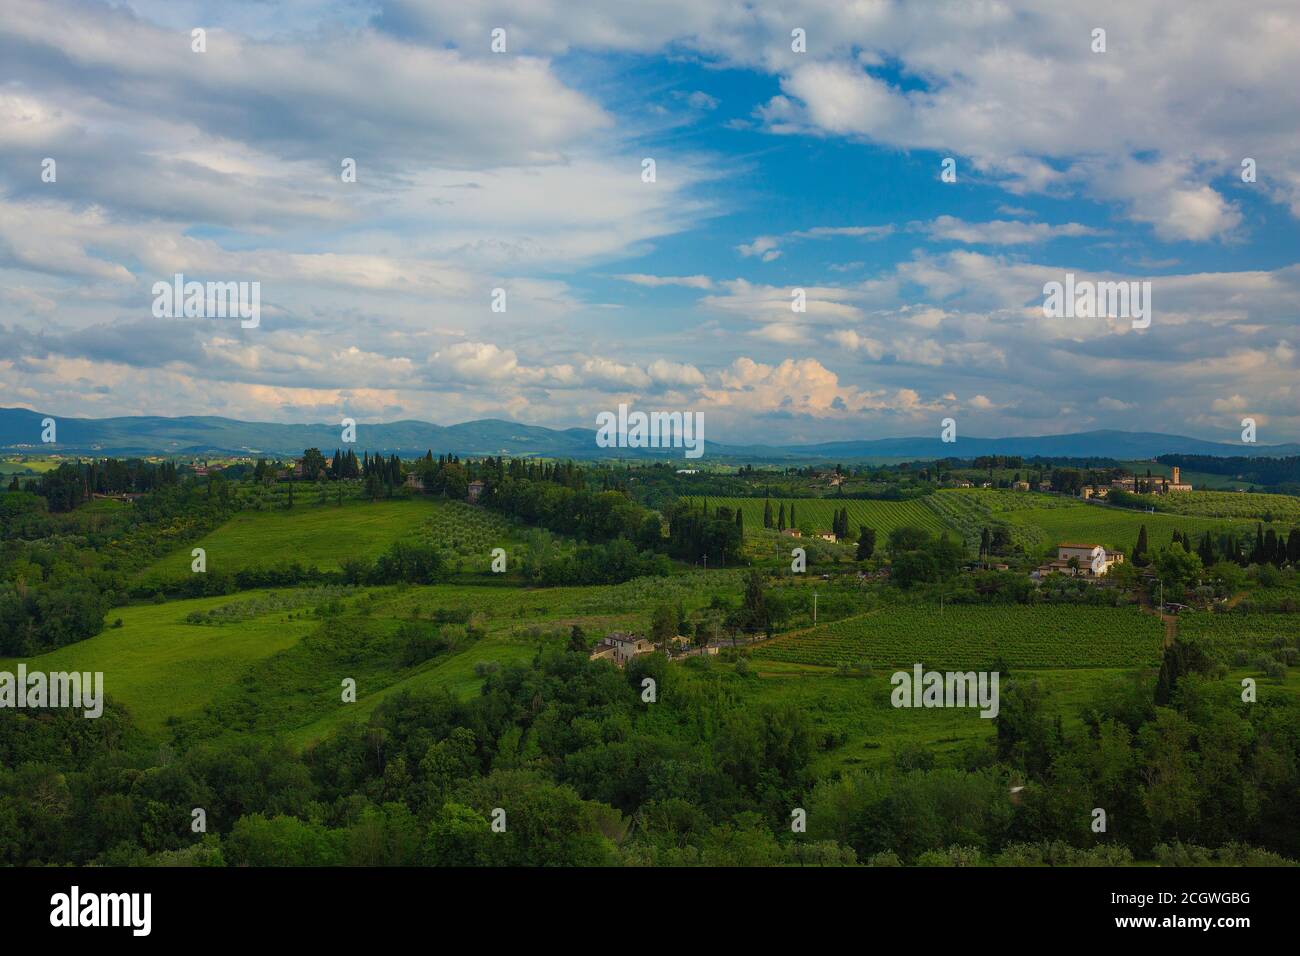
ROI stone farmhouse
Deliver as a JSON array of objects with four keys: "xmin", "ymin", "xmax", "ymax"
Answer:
[
  {"xmin": 589, "ymin": 632, "xmax": 658, "ymax": 666},
  {"xmin": 1034, "ymin": 543, "xmax": 1125, "ymax": 580}
]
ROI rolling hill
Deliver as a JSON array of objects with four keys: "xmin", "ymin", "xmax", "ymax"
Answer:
[{"xmin": 4, "ymin": 406, "xmax": 1298, "ymax": 460}]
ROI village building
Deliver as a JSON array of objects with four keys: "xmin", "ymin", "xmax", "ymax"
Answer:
[
  {"xmin": 589, "ymin": 632, "xmax": 657, "ymax": 666},
  {"xmin": 404, "ymin": 473, "xmax": 424, "ymax": 491},
  {"xmin": 466, "ymin": 480, "xmax": 485, "ymax": 503},
  {"xmin": 1013, "ymin": 480, "xmax": 1031, "ymax": 491},
  {"xmin": 781, "ymin": 528, "xmax": 802, "ymax": 538},
  {"xmin": 1108, "ymin": 466, "xmax": 1192, "ymax": 495},
  {"xmin": 1033, "ymin": 543, "xmax": 1125, "ymax": 580}
]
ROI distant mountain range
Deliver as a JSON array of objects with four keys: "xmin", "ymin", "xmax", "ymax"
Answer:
[{"xmin": 3, "ymin": 407, "xmax": 1297, "ymax": 461}]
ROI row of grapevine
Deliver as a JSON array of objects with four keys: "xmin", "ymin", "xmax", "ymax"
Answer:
[
  {"xmin": 752, "ymin": 604, "xmax": 1163, "ymax": 669},
  {"xmin": 1136, "ymin": 491, "xmax": 1300, "ymax": 523},
  {"xmin": 1178, "ymin": 612, "xmax": 1300, "ymax": 657}
]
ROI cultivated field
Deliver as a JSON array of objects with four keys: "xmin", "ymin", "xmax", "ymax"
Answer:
[
  {"xmin": 1138, "ymin": 490, "xmax": 1300, "ymax": 522},
  {"xmin": 1179, "ymin": 612, "xmax": 1300, "ymax": 659},
  {"xmin": 938, "ymin": 488, "xmax": 1252, "ymax": 555},
  {"xmin": 702, "ymin": 489, "xmax": 1254, "ymax": 557},
  {"xmin": 752, "ymin": 605, "xmax": 1164, "ymax": 669}
]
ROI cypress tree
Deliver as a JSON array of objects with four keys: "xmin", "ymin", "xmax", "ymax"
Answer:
[
  {"xmin": 1197, "ymin": 532, "xmax": 1215, "ymax": 566},
  {"xmin": 856, "ymin": 526, "xmax": 876, "ymax": 561},
  {"xmin": 1134, "ymin": 524, "xmax": 1149, "ymax": 566}
]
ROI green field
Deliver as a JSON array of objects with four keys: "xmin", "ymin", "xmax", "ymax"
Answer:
[
  {"xmin": 1138, "ymin": 490, "xmax": 1300, "ymax": 522},
  {"xmin": 753, "ymin": 605, "xmax": 1165, "ymax": 669},
  {"xmin": 937, "ymin": 488, "xmax": 1251, "ymax": 555},
  {"xmin": 0, "ymin": 591, "xmax": 319, "ymax": 734},
  {"xmin": 136, "ymin": 497, "xmax": 539, "ymax": 587},
  {"xmin": 746, "ymin": 663, "xmax": 1145, "ymax": 773},
  {"xmin": 700, "ymin": 489, "xmax": 1253, "ymax": 557},
  {"xmin": 140, "ymin": 499, "xmax": 433, "ymax": 581},
  {"xmin": 0, "ymin": 457, "xmax": 61, "ymax": 474}
]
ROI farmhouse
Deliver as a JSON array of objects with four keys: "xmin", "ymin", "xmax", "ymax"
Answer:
[
  {"xmin": 589, "ymin": 632, "xmax": 657, "ymax": 666},
  {"xmin": 466, "ymin": 480, "xmax": 485, "ymax": 503},
  {"xmin": 814, "ymin": 531, "xmax": 838, "ymax": 541},
  {"xmin": 1034, "ymin": 543, "xmax": 1125, "ymax": 579},
  {"xmin": 781, "ymin": 528, "xmax": 803, "ymax": 538},
  {"xmin": 404, "ymin": 474, "xmax": 425, "ymax": 491}
]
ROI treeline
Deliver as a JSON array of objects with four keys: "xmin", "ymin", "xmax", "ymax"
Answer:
[
  {"xmin": 1130, "ymin": 522, "xmax": 1300, "ymax": 570},
  {"xmin": 18, "ymin": 458, "xmax": 181, "ymax": 512}
]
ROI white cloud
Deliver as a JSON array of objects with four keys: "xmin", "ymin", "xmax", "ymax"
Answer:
[
  {"xmin": 614, "ymin": 274, "xmax": 714, "ymax": 289},
  {"xmin": 919, "ymin": 216, "xmax": 1103, "ymax": 245},
  {"xmin": 736, "ymin": 236, "xmax": 782, "ymax": 261}
]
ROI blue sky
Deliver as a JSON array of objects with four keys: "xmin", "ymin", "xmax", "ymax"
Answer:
[{"xmin": 3, "ymin": 0, "xmax": 1300, "ymax": 445}]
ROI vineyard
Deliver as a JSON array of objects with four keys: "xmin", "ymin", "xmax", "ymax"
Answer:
[
  {"xmin": 752, "ymin": 605, "xmax": 1164, "ymax": 669},
  {"xmin": 1003, "ymin": 503, "xmax": 1249, "ymax": 554},
  {"xmin": 922, "ymin": 490, "xmax": 1046, "ymax": 553},
  {"xmin": 931, "ymin": 488, "xmax": 1253, "ymax": 555},
  {"xmin": 1129, "ymin": 490, "xmax": 1300, "ymax": 523},
  {"xmin": 700, "ymin": 489, "xmax": 1257, "ymax": 559},
  {"xmin": 1178, "ymin": 612, "xmax": 1300, "ymax": 660}
]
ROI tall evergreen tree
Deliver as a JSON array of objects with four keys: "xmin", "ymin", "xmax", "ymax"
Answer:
[
  {"xmin": 1197, "ymin": 532, "xmax": 1216, "ymax": 567},
  {"xmin": 856, "ymin": 526, "xmax": 876, "ymax": 561},
  {"xmin": 1134, "ymin": 524, "xmax": 1150, "ymax": 566},
  {"xmin": 763, "ymin": 498, "xmax": 773, "ymax": 529}
]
